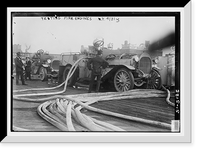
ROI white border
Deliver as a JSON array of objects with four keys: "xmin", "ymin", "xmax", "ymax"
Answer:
[
  {"xmin": 4, "ymin": 4, "xmax": 191, "ymax": 142},
  {"xmin": 7, "ymin": 7, "xmax": 11, "ymax": 141},
  {"xmin": 6, "ymin": 7, "xmax": 185, "ymax": 12}
]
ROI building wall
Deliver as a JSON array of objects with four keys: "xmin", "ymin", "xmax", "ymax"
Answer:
[
  {"xmin": 50, "ymin": 54, "xmax": 62, "ymax": 60},
  {"xmin": 162, "ymin": 46, "xmax": 175, "ymax": 56},
  {"xmin": 13, "ymin": 44, "xmax": 22, "ymax": 53}
]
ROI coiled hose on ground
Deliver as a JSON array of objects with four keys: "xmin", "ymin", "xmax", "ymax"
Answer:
[{"xmin": 13, "ymin": 57, "xmax": 174, "ymax": 131}]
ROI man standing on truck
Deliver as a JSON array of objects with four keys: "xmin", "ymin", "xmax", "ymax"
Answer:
[{"xmin": 87, "ymin": 50, "xmax": 108, "ymax": 93}]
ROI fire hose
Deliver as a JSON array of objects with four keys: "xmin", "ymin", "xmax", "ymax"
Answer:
[
  {"xmin": 13, "ymin": 57, "xmax": 174, "ymax": 131},
  {"xmin": 161, "ymin": 86, "xmax": 175, "ymax": 107},
  {"xmin": 13, "ymin": 57, "xmax": 84, "ymax": 99}
]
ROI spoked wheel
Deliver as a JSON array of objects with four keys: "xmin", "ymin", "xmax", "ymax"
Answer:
[
  {"xmin": 114, "ymin": 68, "xmax": 134, "ymax": 92},
  {"xmin": 39, "ymin": 67, "xmax": 47, "ymax": 81},
  {"xmin": 146, "ymin": 69, "xmax": 162, "ymax": 89}
]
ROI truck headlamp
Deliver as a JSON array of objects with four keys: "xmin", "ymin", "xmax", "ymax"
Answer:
[
  {"xmin": 133, "ymin": 55, "xmax": 139, "ymax": 62},
  {"xmin": 47, "ymin": 59, "xmax": 51, "ymax": 64},
  {"xmin": 154, "ymin": 58, "xmax": 158, "ymax": 64},
  {"xmin": 153, "ymin": 58, "xmax": 159, "ymax": 64}
]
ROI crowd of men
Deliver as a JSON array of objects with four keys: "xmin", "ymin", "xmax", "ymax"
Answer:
[
  {"xmin": 14, "ymin": 38, "xmax": 108, "ymax": 93},
  {"xmin": 14, "ymin": 51, "xmax": 108, "ymax": 92}
]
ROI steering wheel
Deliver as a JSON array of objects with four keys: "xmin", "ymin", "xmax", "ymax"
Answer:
[
  {"xmin": 119, "ymin": 53, "xmax": 127, "ymax": 59},
  {"xmin": 119, "ymin": 53, "xmax": 132, "ymax": 59},
  {"xmin": 93, "ymin": 38, "xmax": 104, "ymax": 48},
  {"xmin": 44, "ymin": 51, "xmax": 49, "ymax": 55},
  {"xmin": 37, "ymin": 49, "xmax": 44, "ymax": 54},
  {"xmin": 106, "ymin": 54, "xmax": 116, "ymax": 60}
]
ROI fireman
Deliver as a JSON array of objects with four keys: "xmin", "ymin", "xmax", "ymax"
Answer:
[
  {"xmin": 14, "ymin": 52, "xmax": 27, "ymax": 85},
  {"xmin": 87, "ymin": 50, "xmax": 108, "ymax": 93}
]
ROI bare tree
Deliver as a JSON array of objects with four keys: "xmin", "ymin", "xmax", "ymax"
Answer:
[{"xmin": 25, "ymin": 44, "xmax": 31, "ymax": 53}]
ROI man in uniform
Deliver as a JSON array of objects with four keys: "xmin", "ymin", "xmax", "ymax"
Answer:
[
  {"xmin": 87, "ymin": 50, "xmax": 108, "ymax": 93},
  {"xmin": 14, "ymin": 52, "xmax": 27, "ymax": 85}
]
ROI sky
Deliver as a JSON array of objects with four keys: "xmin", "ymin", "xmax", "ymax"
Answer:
[{"xmin": 13, "ymin": 16, "xmax": 175, "ymax": 54}]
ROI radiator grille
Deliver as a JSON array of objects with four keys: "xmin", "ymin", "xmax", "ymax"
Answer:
[
  {"xmin": 51, "ymin": 60, "xmax": 61, "ymax": 70},
  {"xmin": 139, "ymin": 57, "xmax": 151, "ymax": 74}
]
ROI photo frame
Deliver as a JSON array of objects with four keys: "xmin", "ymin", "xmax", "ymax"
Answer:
[{"xmin": 2, "ymin": 2, "xmax": 192, "ymax": 143}]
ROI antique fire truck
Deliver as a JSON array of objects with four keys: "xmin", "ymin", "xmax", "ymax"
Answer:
[
  {"xmin": 57, "ymin": 40, "xmax": 162, "ymax": 92},
  {"xmin": 30, "ymin": 49, "xmax": 53, "ymax": 81}
]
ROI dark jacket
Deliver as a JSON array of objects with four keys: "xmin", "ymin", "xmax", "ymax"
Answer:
[
  {"xmin": 87, "ymin": 56, "xmax": 109, "ymax": 75},
  {"xmin": 25, "ymin": 60, "xmax": 32, "ymax": 72},
  {"xmin": 14, "ymin": 56, "xmax": 24, "ymax": 72}
]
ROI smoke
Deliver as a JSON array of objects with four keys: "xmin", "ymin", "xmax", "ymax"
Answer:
[{"xmin": 148, "ymin": 32, "xmax": 175, "ymax": 53}]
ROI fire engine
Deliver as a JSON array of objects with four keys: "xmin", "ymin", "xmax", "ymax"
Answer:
[
  {"xmin": 52, "ymin": 39, "xmax": 162, "ymax": 92},
  {"xmin": 30, "ymin": 49, "xmax": 53, "ymax": 81}
]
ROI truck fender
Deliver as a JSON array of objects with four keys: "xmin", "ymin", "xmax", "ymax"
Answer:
[
  {"xmin": 122, "ymin": 65, "xmax": 135, "ymax": 70},
  {"xmin": 42, "ymin": 64, "xmax": 49, "ymax": 68},
  {"xmin": 102, "ymin": 64, "xmax": 135, "ymax": 80}
]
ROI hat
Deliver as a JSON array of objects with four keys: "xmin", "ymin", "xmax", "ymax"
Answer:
[{"xmin": 16, "ymin": 52, "xmax": 21, "ymax": 56}]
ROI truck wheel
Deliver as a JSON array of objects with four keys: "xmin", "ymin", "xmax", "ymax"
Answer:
[
  {"xmin": 146, "ymin": 69, "xmax": 162, "ymax": 89},
  {"xmin": 63, "ymin": 65, "xmax": 78, "ymax": 87},
  {"xmin": 39, "ymin": 67, "xmax": 47, "ymax": 81},
  {"xmin": 114, "ymin": 68, "xmax": 134, "ymax": 92}
]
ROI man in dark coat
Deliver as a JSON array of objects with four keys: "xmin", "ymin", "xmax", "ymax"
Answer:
[
  {"xmin": 25, "ymin": 57, "xmax": 32, "ymax": 80},
  {"xmin": 14, "ymin": 52, "xmax": 27, "ymax": 85},
  {"xmin": 87, "ymin": 50, "xmax": 108, "ymax": 93}
]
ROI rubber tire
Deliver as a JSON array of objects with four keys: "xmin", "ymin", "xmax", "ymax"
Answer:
[
  {"xmin": 114, "ymin": 68, "xmax": 134, "ymax": 92},
  {"xmin": 39, "ymin": 67, "xmax": 47, "ymax": 81},
  {"xmin": 146, "ymin": 69, "xmax": 162, "ymax": 90}
]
